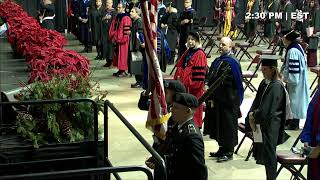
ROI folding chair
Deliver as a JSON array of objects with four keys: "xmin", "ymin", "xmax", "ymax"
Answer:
[
  {"xmin": 256, "ymin": 35, "xmax": 281, "ymax": 56},
  {"xmin": 309, "ymin": 66, "xmax": 320, "ymax": 97},
  {"xmin": 198, "ymin": 17, "xmax": 208, "ymax": 41},
  {"xmin": 235, "ymin": 37, "xmax": 256, "ymax": 62},
  {"xmin": 276, "ymin": 133, "xmax": 307, "ymax": 180},
  {"xmin": 234, "ymin": 122, "xmax": 254, "ymax": 161},
  {"xmin": 242, "ymin": 55, "xmax": 261, "ymax": 92}
]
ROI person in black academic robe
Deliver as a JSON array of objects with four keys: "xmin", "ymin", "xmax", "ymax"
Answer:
[
  {"xmin": 203, "ymin": 37, "xmax": 244, "ymax": 162},
  {"xmin": 54, "ymin": 0, "xmax": 67, "ymax": 32},
  {"xmin": 244, "ymin": 0, "xmax": 259, "ymax": 40},
  {"xmin": 160, "ymin": 2, "xmax": 178, "ymax": 64},
  {"xmin": 77, "ymin": 0, "xmax": 92, "ymax": 53},
  {"xmin": 68, "ymin": 0, "xmax": 80, "ymax": 38},
  {"xmin": 39, "ymin": 0, "xmax": 55, "ymax": 30},
  {"xmin": 129, "ymin": 7, "xmax": 145, "ymax": 88},
  {"xmin": 246, "ymin": 59, "xmax": 289, "ymax": 180},
  {"xmin": 102, "ymin": 0, "xmax": 116, "ymax": 67},
  {"xmin": 277, "ymin": 0, "xmax": 294, "ymax": 55},
  {"xmin": 178, "ymin": 0, "xmax": 198, "ymax": 58},
  {"xmin": 89, "ymin": 0, "xmax": 104, "ymax": 59},
  {"xmin": 264, "ymin": 0, "xmax": 280, "ymax": 40}
]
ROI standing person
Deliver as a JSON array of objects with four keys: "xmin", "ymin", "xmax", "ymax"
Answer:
[
  {"xmin": 89, "ymin": 0, "xmax": 104, "ymax": 60},
  {"xmin": 166, "ymin": 93, "xmax": 208, "ymax": 180},
  {"xmin": 129, "ymin": 7, "xmax": 145, "ymax": 88},
  {"xmin": 178, "ymin": 0, "xmax": 198, "ymax": 58},
  {"xmin": 174, "ymin": 31, "xmax": 207, "ymax": 129},
  {"xmin": 223, "ymin": 0, "xmax": 237, "ymax": 37},
  {"xmin": 281, "ymin": 30, "xmax": 310, "ymax": 130},
  {"xmin": 77, "ymin": 0, "xmax": 92, "ymax": 53},
  {"xmin": 203, "ymin": 37, "xmax": 244, "ymax": 162},
  {"xmin": 244, "ymin": 0, "xmax": 259, "ymax": 41},
  {"xmin": 160, "ymin": 2, "xmax": 178, "ymax": 64},
  {"xmin": 157, "ymin": 0, "xmax": 166, "ymax": 24},
  {"xmin": 247, "ymin": 58, "xmax": 290, "ymax": 180},
  {"xmin": 39, "ymin": 0, "xmax": 55, "ymax": 30},
  {"xmin": 102, "ymin": 0, "xmax": 116, "ymax": 68},
  {"xmin": 276, "ymin": 0, "xmax": 294, "ymax": 56},
  {"xmin": 68, "ymin": 0, "xmax": 79, "ymax": 38},
  {"xmin": 264, "ymin": 0, "xmax": 280, "ymax": 41},
  {"xmin": 300, "ymin": 86, "xmax": 320, "ymax": 180},
  {"xmin": 109, "ymin": 2, "xmax": 132, "ymax": 77},
  {"xmin": 305, "ymin": 0, "xmax": 320, "ymax": 67}
]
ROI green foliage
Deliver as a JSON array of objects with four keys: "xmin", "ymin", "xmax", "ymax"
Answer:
[{"xmin": 15, "ymin": 74, "xmax": 107, "ymax": 148}]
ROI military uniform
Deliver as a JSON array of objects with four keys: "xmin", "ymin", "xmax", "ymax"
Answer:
[{"xmin": 165, "ymin": 119, "xmax": 208, "ymax": 180}]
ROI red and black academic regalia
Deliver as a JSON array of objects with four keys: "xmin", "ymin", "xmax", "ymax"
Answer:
[
  {"xmin": 301, "ymin": 88, "xmax": 320, "ymax": 180},
  {"xmin": 109, "ymin": 13, "xmax": 132, "ymax": 71},
  {"xmin": 174, "ymin": 48, "xmax": 207, "ymax": 128}
]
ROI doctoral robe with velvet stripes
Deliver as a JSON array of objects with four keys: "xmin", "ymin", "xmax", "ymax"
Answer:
[
  {"xmin": 174, "ymin": 48, "xmax": 207, "ymax": 128},
  {"xmin": 282, "ymin": 47, "xmax": 310, "ymax": 119}
]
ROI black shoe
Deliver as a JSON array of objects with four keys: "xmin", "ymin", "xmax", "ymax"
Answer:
[
  {"xmin": 209, "ymin": 150, "xmax": 223, "ymax": 158},
  {"xmin": 81, "ymin": 48, "xmax": 88, "ymax": 53},
  {"xmin": 131, "ymin": 83, "xmax": 142, "ymax": 88},
  {"xmin": 116, "ymin": 71, "xmax": 128, "ymax": 77},
  {"xmin": 103, "ymin": 62, "xmax": 112, "ymax": 68},
  {"xmin": 285, "ymin": 125, "xmax": 299, "ymax": 130},
  {"xmin": 94, "ymin": 56, "xmax": 101, "ymax": 60},
  {"xmin": 113, "ymin": 71, "xmax": 120, "ymax": 76},
  {"xmin": 217, "ymin": 154, "xmax": 233, "ymax": 163}
]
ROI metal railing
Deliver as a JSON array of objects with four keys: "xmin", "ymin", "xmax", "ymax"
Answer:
[
  {"xmin": 104, "ymin": 100, "xmax": 167, "ymax": 180},
  {"xmin": 0, "ymin": 166, "xmax": 153, "ymax": 180}
]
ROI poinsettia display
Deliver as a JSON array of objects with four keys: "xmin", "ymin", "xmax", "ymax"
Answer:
[{"xmin": 0, "ymin": 0, "xmax": 90, "ymax": 82}]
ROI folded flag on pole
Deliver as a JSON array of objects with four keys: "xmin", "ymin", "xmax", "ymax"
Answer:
[{"xmin": 140, "ymin": 0, "xmax": 169, "ymax": 140}]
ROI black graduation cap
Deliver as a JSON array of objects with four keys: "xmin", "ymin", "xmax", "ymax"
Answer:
[
  {"xmin": 173, "ymin": 93, "xmax": 199, "ymax": 108},
  {"xmin": 165, "ymin": 80, "xmax": 186, "ymax": 93},
  {"xmin": 261, "ymin": 58, "xmax": 278, "ymax": 67},
  {"xmin": 188, "ymin": 31, "xmax": 200, "ymax": 42},
  {"xmin": 285, "ymin": 30, "xmax": 301, "ymax": 42},
  {"xmin": 166, "ymin": 2, "xmax": 176, "ymax": 8}
]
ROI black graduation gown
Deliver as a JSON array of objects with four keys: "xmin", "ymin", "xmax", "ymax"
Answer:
[
  {"xmin": 39, "ymin": 3, "xmax": 55, "ymax": 30},
  {"xmin": 129, "ymin": 18, "xmax": 144, "ymax": 75},
  {"xmin": 234, "ymin": 0, "xmax": 246, "ymax": 26},
  {"xmin": 54, "ymin": 0, "xmax": 67, "ymax": 32},
  {"xmin": 178, "ymin": 8, "xmax": 198, "ymax": 57},
  {"xmin": 69, "ymin": 0, "xmax": 80, "ymax": 37},
  {"xmin": 165, "ymin": 119, "xmax": 208, "ymax": 180},
  {"xmin": 160, "ymin": 12, "xmax": 178, "ymax": 51},
  {"xmin": 245, "ymin": 79, "xmax": 288, "ymax": 180},
  {"xmin": 77, "ymin": 0, "xmax": 92, "ymax": 45},
  {"xmin": 203, "ymin": 55, "xmax": 241, "ymax": 149},
  {"xmin": 101, "ymin": 8, "xmax": 116, "ymax": 60},
  {"xmin": 88, "ymin": 6, "xmax": 103, "ymax": 45}
]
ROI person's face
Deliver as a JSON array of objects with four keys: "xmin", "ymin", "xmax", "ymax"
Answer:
[
  {"xmin": 310, "ymin": 0, "xmax": 315, "ymax": 7},
  {"xmin": 117, "ymin": 3, "xmax": 124, "ymax": 13},
  {"xmin": 106, "ymin": 0, "xmax": 113, "ymax": 9},
  {"xmin": 282, "ymin": 36, "xmax": 290, "ymax": 47},
  {"xmin": 165, "ymin": 89, "xmax": 175, "ymax": 104},
  {"xmin": 219, "ymin": 38, "xmax": 232, "ymax": 55},
  {"xmin": 43, "ymin": 0, "xmax": 51, "ymax": 5},
  {"xmin": 184, "ymin": 0, "xmax": 192, "ymax": 8},
  {"xmin": 171, "ymin": 102, "xmax": 189, "ymax": 123},
  {"xmin": 130, "ymin": 9, "xmax": 138, "ymax": 19},
  {"xmin": 96, "ymin": 0, "xmax": 102, "ymax": 7},
  {"xmin": 261, "ymin": 66, "xmax": 273, "ymax": 79},
  {"xmin": 187, "ymin": 35, "xmax": 197, "ymax": 48}
]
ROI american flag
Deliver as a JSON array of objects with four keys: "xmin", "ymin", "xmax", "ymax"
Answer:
[{"xmin": 141, "ymin": 0, "xmax": 169, "ymax": 140}]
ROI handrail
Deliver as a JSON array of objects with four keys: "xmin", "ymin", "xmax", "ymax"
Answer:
[
  {"xmin": 0, "ymin": 98, "xmax": 99, "ymax": 166},
  {"xmin": 104, "ymin": 100, "xmax": 167, "ymax": 180},
  {"xmin": 0, "ymin": 166, "xmax": 153, "ymax": 180}
]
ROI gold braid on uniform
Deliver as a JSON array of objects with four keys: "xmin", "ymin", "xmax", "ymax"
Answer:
[{"xmin": 247, "ymin": 0, "xmax": 255, "ymax": 12}]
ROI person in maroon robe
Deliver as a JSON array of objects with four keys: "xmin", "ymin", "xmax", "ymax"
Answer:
[
  {"xmin": 174, "ymin": 31, "xmax": 207, "ymax": 128},
  {"xmin": 109, "ymin": 2, "xmax": 132, "ymax": 77}
]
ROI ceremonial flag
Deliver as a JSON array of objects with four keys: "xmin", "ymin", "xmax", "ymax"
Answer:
[{"xmin": 141, "ymin": 0, "xmax": 169, "ymax": 140}]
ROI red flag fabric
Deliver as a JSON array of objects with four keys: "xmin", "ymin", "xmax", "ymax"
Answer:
[{"xmin": 141, "ymin": 0, "xmax": 169, "ymax": 140}]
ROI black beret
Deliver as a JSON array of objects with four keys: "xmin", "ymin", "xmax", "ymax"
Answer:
[
  {"xmin": 164, "ymin": 80, "xmax": 186, "ymax": 93},
  {"xmin": 188, "ymin": 31, "xmax": 200, "ymax": 42},
  {"xmin": 285, "ymin": 30, "xmax": 300, "ymax": 42},
  {"xmin": 261, "ymin": 58, "xmax": 278, "ymax": 67},
  {"xmin": 173, "ymin": 93, "xmax": 199, "ymax": 108}
]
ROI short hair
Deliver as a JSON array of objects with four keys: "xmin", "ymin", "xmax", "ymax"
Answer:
[{"xmin": 132, "ymin": 7, "xmax": 141, "ymax": 16}]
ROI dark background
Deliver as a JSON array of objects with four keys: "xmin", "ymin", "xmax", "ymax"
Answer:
[{"xmin": 13, "ymin": 0, "xmax": 213, "ymax": 32}]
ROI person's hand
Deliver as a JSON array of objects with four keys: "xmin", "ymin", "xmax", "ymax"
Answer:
[
  {"xmin": 181, "ymin": 19, "xmax": 190, "ymax": 25},
  {"xmin": 304, "ymin": 142, "xmax": 309, "ymax": 147},
  {"xmin": 89, "ymin": 28, "xmax": 91, "ymax": 32},
  {"xmin": 145, "ymin": 156, "xmax": 155, "ymax": 169},
  {"xmin": 78, "ymin": 17, "xmax": 82, "ymax": 21},
  {"xmin": 309, "ymin": 146, "xmax": 320, "ymax": 159},
  {"xmin": 275, "ymin": 22, "xmax": 279, "ymax": 27},
  {"xmin": 82, "ymin": 19, "xmax": 88, "ymax": 23},
  {"xmin": 141, "ymin": 43, "xmax": 145, "ymax": 48}
]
